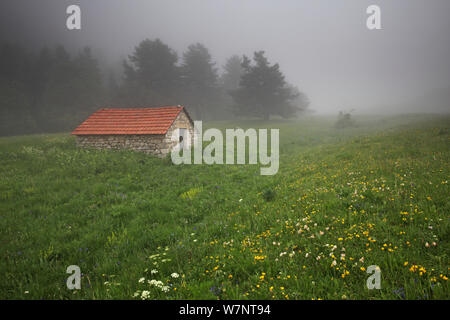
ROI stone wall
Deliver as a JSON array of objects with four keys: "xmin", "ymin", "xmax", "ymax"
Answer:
[
  {"xmin": 163, "ymin": 109, "xmax": 195, "ymax": 153},
  {"xmin": 75, "ymin": 109, "xmax": 195, "ymax": 158},
  {"xmin": 75, "ymin": 134, "xmax": 168, "ymax": 156}
]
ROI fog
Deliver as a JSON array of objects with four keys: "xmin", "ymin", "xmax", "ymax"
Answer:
[{"xmin": 1, "ymin": 0, "xmax": 449, "ymax": 114}]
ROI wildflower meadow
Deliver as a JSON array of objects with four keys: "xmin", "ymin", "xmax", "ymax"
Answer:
[{"xmin": 0, "ymin": 114, "xmax": 448, "ymax": 299}]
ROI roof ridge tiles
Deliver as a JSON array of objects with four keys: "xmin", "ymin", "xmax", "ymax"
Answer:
[{"xmin": 72, "ymin": 105, "xmax": 186, "ymax": 135}]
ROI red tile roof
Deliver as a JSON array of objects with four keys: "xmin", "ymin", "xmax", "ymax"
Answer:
[{"xmin": 72, "ymin": 106, "xmax": 187, "ymax": 135}]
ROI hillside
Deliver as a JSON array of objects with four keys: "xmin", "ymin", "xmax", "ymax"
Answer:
[{"xmin": 0, "ymin": 114, "xmax": 448, "ymax": 299}]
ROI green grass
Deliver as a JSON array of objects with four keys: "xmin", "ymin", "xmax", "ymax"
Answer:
[{"xmin": 0, "ymin": 114, "xmax": 448, "ymax": 299}]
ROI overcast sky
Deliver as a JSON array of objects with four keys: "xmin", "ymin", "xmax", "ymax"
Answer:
[{"xmin": 1, "ymin": 0, "xmax": 449, "ymax": 113}]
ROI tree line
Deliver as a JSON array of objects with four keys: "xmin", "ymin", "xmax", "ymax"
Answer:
[
  {"xmin": 0, "ymin": 43, "xmax": 103, "ymax": 135},
  {"xmin": 0, "ymin": 39, "xmax": 309, "ymax": 136}
]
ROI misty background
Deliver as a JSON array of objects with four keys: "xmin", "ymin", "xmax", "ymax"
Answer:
[{"xmin": 0, "ymin": 0, "xmax": 449, "ymax": 135}]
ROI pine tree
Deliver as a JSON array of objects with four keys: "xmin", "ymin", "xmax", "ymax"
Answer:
[
  {"xmin": 221, "ymin": 55, "xmax": 243, "ymax": 93},
  {"xmin": 230, "ymin": 51, "xmax": 298, "ymax": 119},
  {"xmin": 180, "ymin": 43, "xmax": 219, "ymax": 119},
  {"xmin": 122, "ymin": 38, "xmax": 179, "ymax": 105}
]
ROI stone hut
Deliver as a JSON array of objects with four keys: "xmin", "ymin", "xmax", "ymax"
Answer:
[{"xmin": 72, "ymin": 106, "xmax": 194, "ymax": 157}]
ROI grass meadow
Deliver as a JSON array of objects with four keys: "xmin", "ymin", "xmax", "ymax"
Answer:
[{"xmin": 0, "ymin": 114, "xmax": 448, "ymax": 299}]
